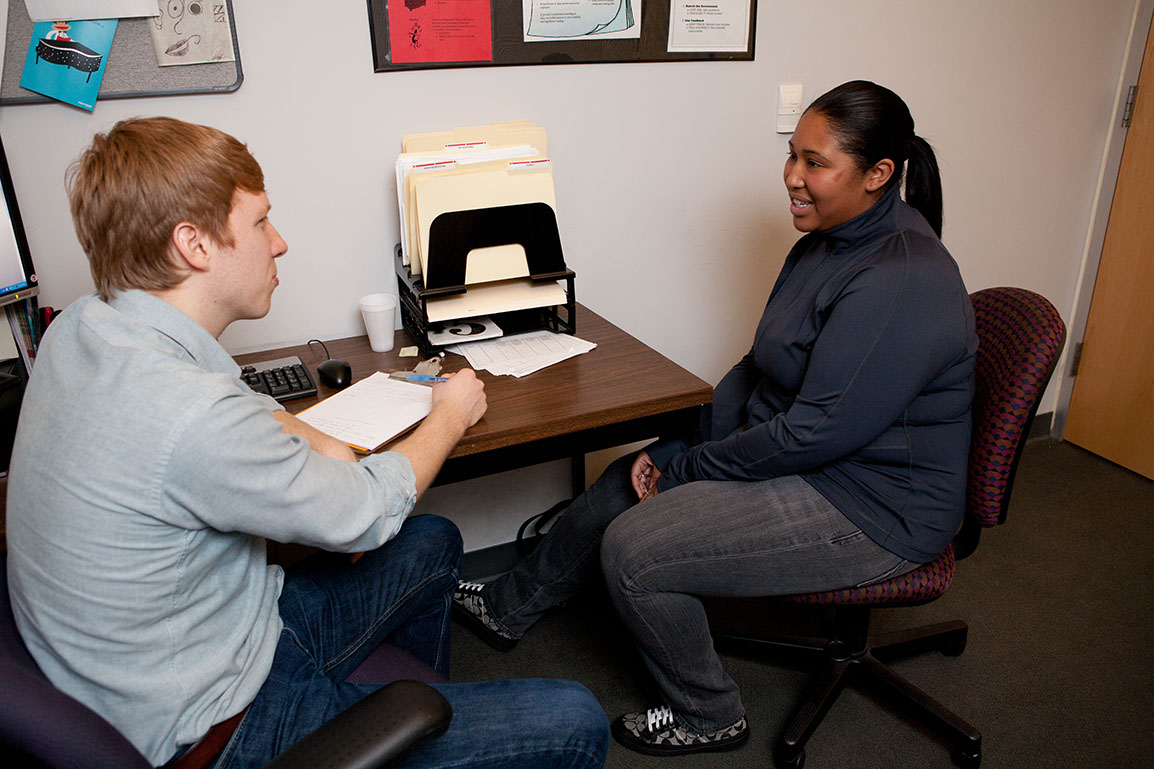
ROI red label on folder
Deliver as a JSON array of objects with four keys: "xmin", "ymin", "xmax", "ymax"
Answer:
[
  {"xmin": 507, "ymin": 158, "xmax": 552, "ymax": 169},
  {"xmin": 413, "ymin": 160, "xmax": 458, "ymax": 172}
]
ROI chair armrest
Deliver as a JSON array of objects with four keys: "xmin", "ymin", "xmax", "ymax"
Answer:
[{"xmin": 262, "ymin": 680, "xmax": 451, "ymax": 769}]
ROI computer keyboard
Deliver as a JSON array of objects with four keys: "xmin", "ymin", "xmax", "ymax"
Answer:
[{"xmin": 241, "ymin": 355, "xmax": 317, "ymax": 403}]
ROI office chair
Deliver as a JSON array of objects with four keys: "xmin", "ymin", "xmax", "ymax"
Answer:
[
  {"xmin": 722, "ymin": 287, "xmax": 1066, "ymax": 769},
  {"xmin": 0, "ymin": 552, "xmax": 452, "ymax": 769}
]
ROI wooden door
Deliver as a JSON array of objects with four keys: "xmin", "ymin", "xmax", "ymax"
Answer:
[{"xmin": 1064, "ymin": 17, "xmax": 1154, "ymax": 480}]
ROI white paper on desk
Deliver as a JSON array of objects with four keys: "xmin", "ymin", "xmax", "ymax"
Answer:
[
  {"xmin": 449, "ymin": 330, "xmax": 595, "ymax": 377},
  {"xmin": 23, "ymin": 0, "xmax": 156, "ymax": 21},
  {"xmin": 296, "ymin": 372, "xmax": 432, "ymax": 452}
]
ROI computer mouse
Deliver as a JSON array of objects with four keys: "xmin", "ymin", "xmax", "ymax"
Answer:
[{"xmin": 316, "ymin": 359, "xmax": 352, "ymax": 389}]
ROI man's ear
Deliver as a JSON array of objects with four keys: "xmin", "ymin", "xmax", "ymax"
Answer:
[
  {"xmin": 171, "ymin": 222, "xmax": 212, "ymax": 273},
  {"xmin": 865, "ymin": 158, "xmax": 895, "ymax": 192}
]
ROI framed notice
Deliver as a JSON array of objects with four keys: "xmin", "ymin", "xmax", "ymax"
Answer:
[{"xmin": 366, "ymin": 0, "xmax": 756, "ymax": 73}]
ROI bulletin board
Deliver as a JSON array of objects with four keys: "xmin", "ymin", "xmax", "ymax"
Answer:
[
  {"xmin": 0, "ymin": 0, "xmax": 242, "ymax": 105},
  {"xmin": 367, "ymin": 0, "xmax": 757, "ymax": 73}
]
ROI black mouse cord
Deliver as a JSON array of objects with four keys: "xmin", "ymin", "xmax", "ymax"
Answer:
[{"xmin": 306, "ymin": 339, "xmax": 331, "ymax": 360}]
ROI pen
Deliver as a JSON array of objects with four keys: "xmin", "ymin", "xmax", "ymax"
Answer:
[{"xmin": 389, "ymin": 372, "xmax": 448, "ymax": 383}]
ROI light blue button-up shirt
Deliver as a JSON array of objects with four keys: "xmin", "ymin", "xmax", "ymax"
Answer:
[{"xmin": 6, "ymin": 290, "xmax": 418, "ymax": 765}]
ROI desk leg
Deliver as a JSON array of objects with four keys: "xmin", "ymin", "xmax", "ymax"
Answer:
[{"xmin": 570, "ymin": 454, "xmax": 585, "ymax": 498}]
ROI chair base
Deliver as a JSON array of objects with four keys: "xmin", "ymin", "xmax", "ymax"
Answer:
[{"xmin": 721, "ymin": 613, "xmax": 981, "ymax": 769}]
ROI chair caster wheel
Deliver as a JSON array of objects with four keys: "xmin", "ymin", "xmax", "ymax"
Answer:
[
  {"xmin": 951, "ymin": 744, "xmax": 980, "ymax": 768},
  {"xmin": 775, "ymin": 747, "xmax": 805, "ymax": 769},
  {"xmin": 939, "ymin": 629, "xmax": 968, "ymax": 656},
  {"xmin": 941, "ymin": 638, "xmax": 966, "ymax": 656}
]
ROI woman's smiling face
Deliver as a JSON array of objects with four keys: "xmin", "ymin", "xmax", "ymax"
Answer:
[{"xmin": 783, "ymin": 111, "xmax": 890, "ymax": 233}]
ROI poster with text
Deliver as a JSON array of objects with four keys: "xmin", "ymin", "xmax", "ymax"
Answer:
[
  {"xmin": 388, "ymin": 0, "xmax": 492, "ymax": 64},
  {"xmin": 667, "ymin": 0, "xmax": 750, "ymax": 53},
  {"xmin": 523, "ymin": 0, "xmax": 640, "ymax": 42}
]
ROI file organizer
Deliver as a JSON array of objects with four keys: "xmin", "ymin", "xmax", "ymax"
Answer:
[{"xmin": 394, "ymin": 201, "xmax": 576, "ymax": 358}]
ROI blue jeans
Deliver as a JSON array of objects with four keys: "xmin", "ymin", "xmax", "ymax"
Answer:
[
  {"xmin": 487, "ymin": 454, "xmax": 915, "ymax": 733},
  {"xmin": 215, "ymin": 514, "xmax": 609, "ymax": 769}
]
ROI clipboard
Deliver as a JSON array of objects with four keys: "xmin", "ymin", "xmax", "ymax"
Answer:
[
  {"xmin": 296, "ymin": 372, "xmax": 433, "ymax": 453},
  {"xmin": 0, "ymin": 0, "xmax": 242, "ymax": 105}
]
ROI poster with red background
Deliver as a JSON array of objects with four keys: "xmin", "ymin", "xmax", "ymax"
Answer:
[{"xmin": 388, "ymin": 0, "xmax": 493, "ymax": 64}]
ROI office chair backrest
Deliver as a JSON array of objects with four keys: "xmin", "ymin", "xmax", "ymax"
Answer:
[
  {"xmin": 966, "ymin": 287, "xmax": 1066, "ymax": 533},
  {"xmin": 2, "ymin": 547, "xmax": 449, "ymax": 769},
  {"xmin": 1, "ymin": 551, "xmax": 154, "ymax": 768}
]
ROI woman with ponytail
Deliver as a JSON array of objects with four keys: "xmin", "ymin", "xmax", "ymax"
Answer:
[{"xmin": 453, "ymin": 81, "xmax": 977, "ymax": 758}]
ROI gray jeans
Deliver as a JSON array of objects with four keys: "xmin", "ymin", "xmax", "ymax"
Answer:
[{"xmin": 485, "ymin": 453, "xmax": 915, "ymax": 732}]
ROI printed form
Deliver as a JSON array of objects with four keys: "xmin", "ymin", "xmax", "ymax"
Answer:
[{"xmin": 449, "ymin": 330, "xmax": 596, "ymax": 377}]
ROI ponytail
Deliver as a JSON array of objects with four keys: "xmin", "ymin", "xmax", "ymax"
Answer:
[
  {"xmin": 905, "ymin": 135, "xmax": 943, "ymax": 237},
  {"xmin": 808, "ymin": 80, "xmax": 945, "ymax": 238}
]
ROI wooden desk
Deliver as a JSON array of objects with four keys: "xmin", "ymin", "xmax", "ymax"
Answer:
[{"xmin": 236, "ymin": 304, "xmax": 713, "ymax": 492}]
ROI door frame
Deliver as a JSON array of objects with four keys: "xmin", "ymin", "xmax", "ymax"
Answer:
[{"xmin": 1052, "ymin": 0, "xmax": 1154, "ymax": 439}]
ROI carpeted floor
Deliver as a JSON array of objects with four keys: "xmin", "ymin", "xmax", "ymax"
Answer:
[{"xmin": 450, "ymin": 440, "xmax": 1154, "ymax": 769}]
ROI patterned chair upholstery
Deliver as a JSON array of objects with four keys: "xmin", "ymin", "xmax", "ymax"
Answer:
[{"xmin": 744, "ymin": 287, "xmax": 1066, "ymax": 769}]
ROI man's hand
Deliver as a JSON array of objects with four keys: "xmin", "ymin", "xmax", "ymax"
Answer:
[
  {"xmin": 431, "ymin": 369, "xmax": 487, "ymax": 432},
  {"xmin": 273, "ymin": 410, "xmax": 356, "ymax": 462},
  {"xmin": 390, "ymin": 368, "xmax": 487, "ymax": 497},
  {"xmin": 631, "ymin": 451, "xmax": 662, "ymax": 501}
]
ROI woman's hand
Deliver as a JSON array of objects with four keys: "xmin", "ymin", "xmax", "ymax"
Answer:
[{"xmin": 631, "ymin": 451, "xmax": 662, "ymax": 501}]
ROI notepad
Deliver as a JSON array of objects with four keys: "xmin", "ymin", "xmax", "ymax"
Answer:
[{"xmin": 296, "ymin": 372, "xmax": 432, "ymax": 452}]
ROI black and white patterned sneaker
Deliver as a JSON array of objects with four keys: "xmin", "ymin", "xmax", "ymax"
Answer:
[
  {"xmin": 612, "ymin": 705, "xmax": 749, "ymax": 756},
  {"xmin": 451, "ymin": 581, "xmax": 522, "ymax": 652}
]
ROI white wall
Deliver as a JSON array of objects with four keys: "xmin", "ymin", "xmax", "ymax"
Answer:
[{"xmin": 0, "ymin": 0, "xmax": 1136, "ymax": 550}]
